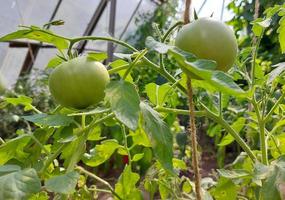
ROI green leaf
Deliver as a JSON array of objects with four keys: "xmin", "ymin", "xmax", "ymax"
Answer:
[
  {"xmin": 45, "ymin": 171, "xmax": 80, "ymax": 194},
  {"xmin": 252, "ymin": 18, "xmax": 271, "ymax": 37},
  {"xmin": 0, "ymin": 165, "xmax": 21, "ymax": 176},
  {"xmin": 169, "ymin": 48, "xmax": 247, "ymax": 97},
  {"xmin": 145, "ymin": 83, "xmax": 178, "ymax": 107},
  {"xmin": 23, "ymin": 114, "xmax": 74, "ymax": 127},
  {"xmin": 145, "ymin": 36, "xmax": 172, "ymax": 54},
  {"xmin": 218, "ymin": 134, "xmax": 234, "ymax": 146},
  {"xmin": 173, "ymin": 158, "xmax": 187, "ymax": 170},
  {"xmin": 5, "ymin": 95, "xmax": 34, "ymax": 111},
  {"xmin": 87, "ymin": 52, "xmax": 108, "ymax": 62},
  {"xmin": 217, "ymin": 169, "xmax": 251, "ymax": 179},
  {"xmin": 0, "ymin": 27, "xmax": 69, "ymax": 50},
  {"xmin": 211, "ymin": 177, "xmax": 237, "ymax": 200},
  {"xmin": 261, "ymin": 156, "xmax": 285, "ymax": 200},
  {"xmin": 0, "ymin": 168, "xmax": 41, "ymax": 200},
  {"xmin": 109, "ymin": 59, "xmax": 132, "ymax": 81},
  {"xmin": 218, "ymin": 117, "xmax": 246, "ymax": 146},
  {"xmin": 109, "ymin": 59, "xmax": 129, "ymax": 68},
  {"xmin": 87, "ymin": 126, "xmax": 104, "ymax": 141},
  {"xmin": 0, "ymin": 135, "xmax": 31, "ymax": 164},
  {"xmin": 115, "ymin": 165, "xmax": 142, "ymax": 200},
  {"xmin": 140, "ymin": 102, "xmax": 173, "ymax": 172},
  {"xmin": 28, "ymin": 191, "xmax": 49, "ymax": 200},
  {"xmin": 132, "ymin": 153, "xmax": 144, "ymax": 162},
  {"xmin": 130, "ymin": 128, "xmax": 152, "ymax": 147},
  {"xmin": 83, "ymin": 139, "xmax": 122, "ymax": 167},
  {"xmin": 46, "ymin": 56, "xmax": 65, "ymax": 68},
  {"xmin": 105, "ymin": 81, "xmax": 140, "ymax": 130}
]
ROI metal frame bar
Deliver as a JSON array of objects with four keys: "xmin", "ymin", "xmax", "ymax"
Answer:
[
  {"xmin": 8, "ymin": 40, "xmax": 102, "ymax": 52},
  {"xmin": 107, "ymin": 0, "xmax": 116, "ymax": 63},
  {"xmin": 77, "ymin": 0, "xmax": 108, "ymax": 54}
]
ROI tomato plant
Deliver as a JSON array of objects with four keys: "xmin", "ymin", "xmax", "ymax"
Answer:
[
  {"xmin": 49, "ymin": 56, "xmax": 110, "ymax": 109},
  {"xmin": 0, "ymin": 1, "xmax": 285, "ymax": 200}
]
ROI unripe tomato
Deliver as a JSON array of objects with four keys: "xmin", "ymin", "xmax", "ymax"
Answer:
[
  {"xmin": 175, "ymin": 18, "xmax": 238, "ymax": 73},
  {"xmin": 48, "ymin": 56, "xmax": 110, "ymax": 109}
]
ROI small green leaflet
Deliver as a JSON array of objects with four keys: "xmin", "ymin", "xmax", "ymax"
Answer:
[
  {"xmin": 46, "ymin": 56, "xmax": 65, "ymax": 68},
  {"xmin": 83, "ymin": 139, "xmax": 122, "ymax": 167},
  {"xmin": 145, "ymin": 36, "xmax": 172, "ymax": 54},
  {"xmin": 23, "ymin": 114, "xmax": 74, "ymax": 127},
  {"xmin": 115, "ymin": 165, "xmax": 142, "ymax": 200},
  {"xmin": 0, "ymin": 135, "xmax": 31, "ymax": 164},
  {"xmin": 5, "ymin": 95, "xmax": 34, "ymax": 111},
  {"xmin": 87, "ymin": 52, "xmax": 108, "ymax": 61},
  {"xmin": 218, "ymin": 117, "xmax": 246, "ymax": 146},
  {"xmin": 217, "ymin": 169, "xmax": 251, "ymax": 179},
  {"xmin": 45, "ymin": 171, "xmax": 80, "ymax": 194},
  {"xmin": 0, "ymin": 26, "xmax": 69, "ymax": 50}
]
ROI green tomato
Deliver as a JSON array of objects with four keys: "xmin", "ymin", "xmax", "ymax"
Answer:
[
  {"xmin": 48, "ymin": 56, "xmax": 110, "ymax": 109},
  {"xmin": 175, "ymin": 18, "xmax": 238, "ymax": 74}
]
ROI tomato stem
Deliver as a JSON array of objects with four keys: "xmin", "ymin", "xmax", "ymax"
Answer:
[
  {"xmin": 162, "ymin": 21, "xmax": 183, "ymax": 42},
  {"xmin": 76, "ymin": 166, "xmax": 123, "ymax": 200},
  {"xmin": 251, "ymin": 98, "xmax": 268, "ymax": 165},
  {"xmin": 121, "ymin": 125, "xmax": 132, "ymax": 168}
]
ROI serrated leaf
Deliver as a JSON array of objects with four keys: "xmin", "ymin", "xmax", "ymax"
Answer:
[
  {"xmin": 115, "ymin": 165, "xmax": 142, "ymax": 200},
  {"xmin": 0, "ymin": 165, "xmax": 21, "ymax": 176},
  {"xmin": 105, "ymin": 81, "xmax": 140, "ymax": 130},
  {"xmin": 0, "ymin": 168, "xmax": 41, "ymax": 200},
  {"xmin": 145, "ymin": 83, "xmax": 178, "ymax": 107},
  {"xmin": 218, "ymin": 117, "xmax": 246, "ymax": 146},
  {"xmin": 0, "ymin": 135, "xmax": 31, "ymax": 164},
  {"xmin": 145, "ymin": 36, "xmax": 172, "ymax": 54},
  {"xmin": 23, "ymin": 114, "xmax": 73, "ymax": 127},
  {"xmin": 28, "ymin": 191, "xmax": 49, "ymax": 200},
  {"xmin": 173, "ymin": 158, "xmax": 187, "ymax": 170},
  {"xmin": 132, "ymin": 153, "xmax": 144, "ymax": 162},
  {"xmin": 87, "ymin": 126, "xmax": 104, "ymax": 141},
  {"xmin": 87, "ymin": 52, "xmax": 108, "ymax": 61},
  {"xmin": 83, "ymin": 139, "xmax": 122, "ymax": 167},
  {"xmin": 45, "ymin": 171, "xmax": 80, "ymax": 194},
  {"xmin": 109, "ymin": 59, "xmax": 129, "ymax": 68},
  {"xmin": 140, "ymin": 102, "xmax": 173, "ymax": 172},
  {"xmin": 252, "ymin": 18, "xmax": 271, "ymax": 37},
  {"xmin": 217, "ymin": 169, "xmax": 251, "ymax": 179},
  {"xmin": 5, "ymin": 95, "xmax": 34, "ymax": 111},
  {"xmin": 211, "ymin": 178, "xmax": 237, "ymax": 200},
  {"xmin": 130, "ymin": 128, "xmax": 152, "ymax": 147},
  {"xmin": 46, "ymin": 56, "xmax": 64, "ymax": 68},
  {"xmin": 169, "ymin": 48, "xmax": 247, "ymax": 97},
  {"xmin": 261, "ymin": 156, "xmax": 285, "ymax": 200},
  {"xmin": 0, "ymin": 27, "xmax": 69, "ymax": 50}
]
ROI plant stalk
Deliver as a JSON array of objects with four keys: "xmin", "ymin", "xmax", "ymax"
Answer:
[{"xmin": 76, "ymin": 166, "xmax": 123, "ymax": 200}]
